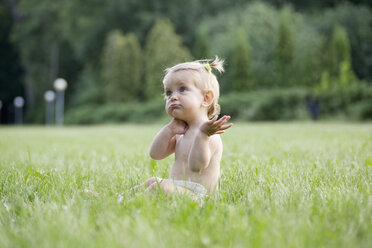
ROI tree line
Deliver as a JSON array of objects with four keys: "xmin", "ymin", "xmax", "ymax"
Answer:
[{"xmin": 0, "ymin": 0, "xmax": 371, "ymax": 123}]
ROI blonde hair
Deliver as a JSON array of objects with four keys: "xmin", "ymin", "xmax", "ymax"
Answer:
[{"xmin": 163, "ymin": 56, "xmax": 224, "ymax": 118}]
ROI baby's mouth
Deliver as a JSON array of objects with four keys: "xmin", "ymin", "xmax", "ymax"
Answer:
[{"xmin": 169, "ymin": 104, "xmax": 181, "ymax": 109}]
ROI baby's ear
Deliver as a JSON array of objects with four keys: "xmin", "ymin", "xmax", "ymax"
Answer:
[{"xmin": 203, "ymin": 90, "xmax": 214, "ymax": 106}]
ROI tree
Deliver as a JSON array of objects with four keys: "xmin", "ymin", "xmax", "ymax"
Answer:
[
  {"xmin": 11, "ymin": 1, "xmax": 63, "ymax": 112},
  {"xmin": 10, "ymin": 0, "xmax": 89, "ymax": 123},
  {"xmin": 144, "ymin": 19, "xmax": 191, "ymax": 100},
  {"xmin": 0, "ymin": 4, "xmax": 24, "ymax": 123},
  {"xmin": 70, "ymin": 63, "xmax": 103, "ymax": 107},
  {"xmin": 102, "ymin": 31, "xmax": 142, "ymax": 102},
  {"xmin": 229, "ymin": 28, "xmax": 253, "ymax": 92},
  {"xmin": 193, "ymin": 25, "xmax": 211, "ymax": 60},
  {"xmin": 316, "ymin": 25, "xmax": 356, "ymax": 91},
  {"xmin": 330, "ymin": 24, "xmax": 351, "ymax": 78},
  {"xmin": 274, "ymin": 10, "xmax": 294, "ymax": 87},
  {"xmin": 310, "ymin": 3, "xmax": 372, "ymax": 81},
  {"xmin": 328, "ymin": 24, "xmax": 356, "ymax": 88},
  {"xmin": 339, "ymin": 60, "xmax": 356, "ymax": 87}
]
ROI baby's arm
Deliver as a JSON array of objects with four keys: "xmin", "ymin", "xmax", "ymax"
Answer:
[
  {"xmin": 149, "ymin": 119, "xmax": 188, "ymax": 160},
  {"xmin": 188, "ymin": 115, "xmax": 232, "ymax": 171}
]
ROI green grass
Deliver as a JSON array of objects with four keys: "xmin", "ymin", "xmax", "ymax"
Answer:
[{"xmin": 1, "ymin": 123, "xmax": 371, "ymax": 247}]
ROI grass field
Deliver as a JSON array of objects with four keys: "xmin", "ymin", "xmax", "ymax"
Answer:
[{"xmin": 1, "ymin": 123, "xmax": 371, "ymax": 247}]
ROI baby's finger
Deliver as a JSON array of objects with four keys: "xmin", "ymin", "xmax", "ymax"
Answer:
[
  {"xmin": 219, "ymin": 123, "xmax": 233, "ymax": 131},
  {"xmin": 208, "ymin": 115, "xmax": 218, "ymax": 125},
  {"xmin": 220, "ymin": 115, "xmax": 231, "ymax": 123},
  {"xmin": 215, "ymin": 130, "xmax": 225, "ymax": 134},
  {"xmin": 214, "ymin": 115, "xmax": 229, "ymax": 126},
  {"xmin": 215, "ymin": 116, "xmax": 231, "ymax": 128}
]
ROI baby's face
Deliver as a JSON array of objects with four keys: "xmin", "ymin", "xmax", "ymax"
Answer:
[{"xmin": 163, "ymin": 70, "xmax": 205, "ymax": 120}]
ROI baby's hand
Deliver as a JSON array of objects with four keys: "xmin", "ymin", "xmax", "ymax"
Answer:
[
  {"xmin": 168, "ymin": 118, "xmax": 188, "ymax": 135},
  {"xmin": 200, "ymin": 115, "xmax": 233, "ymax": 136}
]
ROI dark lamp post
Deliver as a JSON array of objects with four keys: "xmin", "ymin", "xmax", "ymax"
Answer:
[
  {"xmin": 54, "ymin": 78, "xmax": 68, "ymax": 125},
  {"xmin": 0, "ymin": 100, "xmax": 2, "ymax": 124},
  {"xmin": 44, "ymin": 90, "xmax": 56, "ymax": 125},
  {"xmin": 14, "ymin": 96, "xmax": 24, "ymax": 125}
]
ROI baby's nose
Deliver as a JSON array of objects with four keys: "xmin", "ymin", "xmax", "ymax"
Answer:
[{"xmin": 170, "ymin": 93, "xmax": 178, "ymax": 100}]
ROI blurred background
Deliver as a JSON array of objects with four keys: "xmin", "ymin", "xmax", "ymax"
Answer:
[{"xmin": 1, "ymin": 0, "xmax": 371, "ymax": 125}]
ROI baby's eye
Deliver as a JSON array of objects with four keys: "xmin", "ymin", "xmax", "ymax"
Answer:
[
  {"xmin": 166, "ymin": 90, "xmax": 172, "ymax": 97},
  {"xmin": 180, "ymin": 87, "xmax": 187, "ymax": 93}
]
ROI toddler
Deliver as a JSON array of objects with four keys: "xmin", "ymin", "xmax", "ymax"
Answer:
[{"xmin": 136, "ymin": 57, "xmax": 232, "ymax": 200}]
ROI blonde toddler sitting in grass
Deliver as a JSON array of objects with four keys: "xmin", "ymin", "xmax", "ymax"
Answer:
[{"xmin": 133, "ymin": 57, "xmax": 233, "ymax": 201}]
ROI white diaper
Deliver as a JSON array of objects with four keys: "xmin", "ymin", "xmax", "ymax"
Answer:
[{"xmin": 158, "ymin": 178, "xmax": 207, "ymax": 200}]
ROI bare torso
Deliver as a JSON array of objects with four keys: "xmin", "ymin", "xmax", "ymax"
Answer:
[{"xmin": 169, "ymin": 128, "xmax": 222, "ymax": 193}]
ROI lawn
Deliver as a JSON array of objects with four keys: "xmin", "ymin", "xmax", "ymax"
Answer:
[{"xmin": 0, "ymin": 123, "xmax": 371, "ymax": 247}]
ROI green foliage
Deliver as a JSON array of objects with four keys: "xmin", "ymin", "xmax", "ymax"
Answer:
[
  {"xmin": 69, "ymin": 64, "xmax": 104, "ymax": 107},
  {"xmin": 10, "ymin": 0, "xmax": 87, "ymax": 117},
  {"xmin": 59, "ymin": 0, "xmax": 107, "ymax": 62},
  {"xmin": 331, "ymin": 24, "xmax": 351, "ymax": 78},
  {"xmin": 102, "ymin": 30, "xmax": 125, "ymax": 102},
  {"xmin": 0, "ymin": 4, "xmax": 11, "ymax": 36},
  {"xmin": 202, "ymin": 2, "xmax": 328, "ymax": 90},
  {"xmin": 318, "ymin": 71, "xmax": 331, "ymax": 92},
  {"xmin": 314, "ymin": 24, "xmax": 356, "ymax": 92},
  {"xmin": 347, "ymin": 100, "xmax": 372, "ymax": 121},
  {"xmin": 310, "ymin": 3, "xmax": 372, "ymax": 81},
  {"xmin": 339, "ymin": 60, "xmax": 356, "ymax": 87},
  {"xmin": 317, "ymin": 83, "xmax": 372, "ymax": 119},
  {"xmin": 295, "ymin": 39, "xmax": 325, "ymax": 88},
  {"xmin": 0, "ymin": 4, "xmax": 23, "ymax": 108},
  {"xmin": 144, "ymin": 19, "xmax": 192, "ymax": 100},
  {"xmin": 193, "ymin": 25, "xmax": 211, "ymax": 59},
  {"xmin": 275, "ymin": 11, "xmax": 294, "ymax": 67},
  {"xmin": 5, "ymin": 0, "xmax": 372, "ymax": 123},
  {"xmin": 66, "ymin": 83, "xmax": 372, "ymax": 124},
  {"xmin": 200, "ymin": 2, "xmax": 369, "ymax": 92},
  {"xmin": 11, "ymin": 1, "xmax": 60, "ymax": 109},
  {"xmin": 229, "ymin": 28, "xmax": 253, "ymax": 92},
  {"xmin": 219, "ymin": 83, "xmax": 372, "ymax": 121},
  {"xmin": 65, "ymin": 99, "xmax": 166, "ymax": 124},
  {"xmin": 202, "ymin": 2, "xmax": 279, "ymax": 89},
  {"xmin": 274, "ymin": 9, "xmax": 294, "ymax": 87},
  {"xmin": 219, "ymin": 88, "xmax": 309, "ymax": 121},
  {"xmin": 101, "ymin": 31, "xmax": 142, "ymax": 102}
]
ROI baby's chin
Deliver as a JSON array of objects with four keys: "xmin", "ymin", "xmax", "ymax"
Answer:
[{"xmin": 167, "ymin": 109, "xmax": 185, "ymax": 120}]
